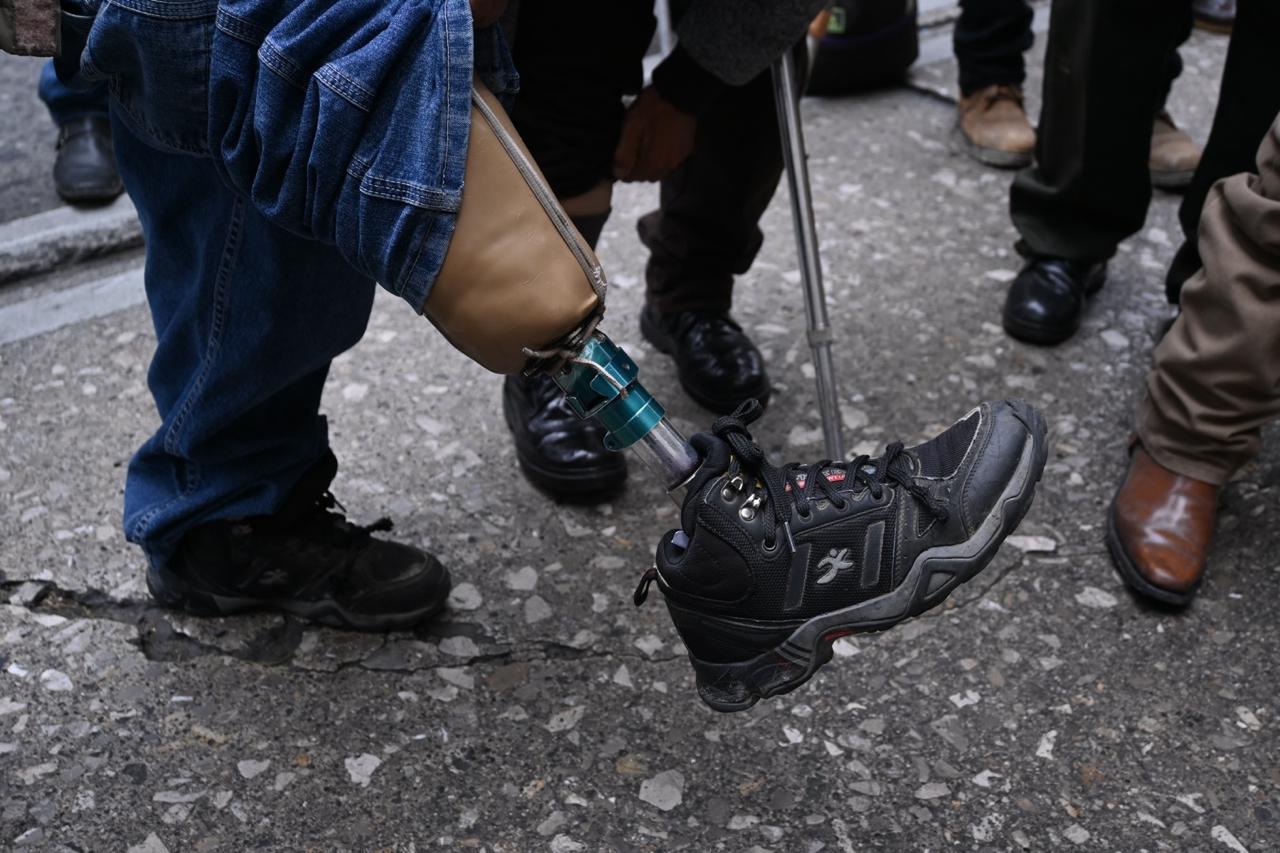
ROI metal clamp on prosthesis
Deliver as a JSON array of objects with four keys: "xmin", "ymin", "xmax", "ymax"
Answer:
[{"xmin": 547, "ymin": 332, "xmax": 701, "ymax": 503}]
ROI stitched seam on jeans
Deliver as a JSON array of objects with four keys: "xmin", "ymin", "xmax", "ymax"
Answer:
[
  {"xmin": 346, "ymin": 152, "xmax": 372, "ymax": 185},
  {"xmin": 315, "ymin": 64, "xmax": 375, "ymax": 112},
  {"xmin": 441, "ymin": 7, "xmax": 454, "ymax": 196},
  {"xmin": 130, "ymin": 196, "xmax": 243, "ymax": 545},
  {"xmin": 259, "ymin": 39, "xmax": 307, "ymax": 91},
  {"xmin": 106, "ymin": 0, "xmax": 217, "ymax": 21},
  {"xmin": 162, "ymin": 197, "xmax": 238, "ymax": 457},
  {"xmin": 395, "ymin": 208, "xmax": 440, "ymax": 304},
  {"xmin": 214, "ymin": 8, "xmax": 265, "ymax": 46},
  {"xmin": 105, "ymin": 77, "xmax": 211, "ymax": 155},
  {"xmin": 360, "ymin": 174, "xmax": 458, "ymax": 211}
]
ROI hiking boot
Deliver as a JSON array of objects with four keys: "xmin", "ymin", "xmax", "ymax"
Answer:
[
  {"xmin": 1192, "ymin": 0, "xmax": 1234, "ymax": 33},
  {"xmin": 1150, "ymin": 110, "xmax": 1202, "ymax": 191},
  {"xmin": 636, "ymin": 398, "xmax": 1048, "ymax": 712},
  {"xmin": 955, "ymin": 84, "xmax": 1035, "ymax": 169},
  {"xmin": 147, "ymin": 451, "xmax": 450, "ymax": 631}
]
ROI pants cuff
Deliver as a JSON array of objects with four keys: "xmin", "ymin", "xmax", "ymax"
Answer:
[{"xmin": 1135, "ymin": 395, "xmax": 1236, "ymax": 487}]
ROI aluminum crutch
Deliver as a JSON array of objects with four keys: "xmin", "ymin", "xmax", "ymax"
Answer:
[{"xmin": 771, "ymin": 49, "xmax": 845, "ymax": 461}]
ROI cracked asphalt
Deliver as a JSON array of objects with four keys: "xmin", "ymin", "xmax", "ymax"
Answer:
[{"xmin": 3, "ymin": 16, "xmax": 1280, "ymax": 853}]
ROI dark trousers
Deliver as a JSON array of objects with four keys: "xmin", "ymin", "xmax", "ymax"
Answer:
[
  {"xmin": 1165, "ymin": 0, "xmax": 1280, "ymax": 302},
  {"xmin": 511, "ymin": 0, "xmax": 791, "ymax": 314},
  {"xmin": 954, "ymin": 0, "xmax": 1035, "ymax": 95},
  {"xmin": 1009, "ymin": 0, "xmax": 1193, "ymax": 263}
]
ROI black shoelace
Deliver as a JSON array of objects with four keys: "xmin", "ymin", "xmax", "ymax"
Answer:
[
  {"xmin": 251, "ymin": 491, "xmax": 392, "ymax": 548},
  {"xmin": 712, "ymin": 400, "xmax": 949, "ymax": 551}
]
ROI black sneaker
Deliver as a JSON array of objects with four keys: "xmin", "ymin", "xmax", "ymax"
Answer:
[
  {"xmin": 147, "ymin": 452, "xmax": 450, "ymax": 631},
  {"xmin": 636, "ymin": 398, "xmax": 1048, "ymax": 712}
]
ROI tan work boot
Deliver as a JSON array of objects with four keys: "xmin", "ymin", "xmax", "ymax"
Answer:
[
  {"xmin": 955, "ymin": 84, "xmax": 1036, "ymax": 169},
  {"xmin": 1150, "ymin": 110, "xmax": 1202, "ymax": 190}
]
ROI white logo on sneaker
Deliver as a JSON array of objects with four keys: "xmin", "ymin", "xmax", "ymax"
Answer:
[
  {"xmin": 259, "ymin": 568, "xmax": 289, "ymax": 586},
  {"xmin": 815, "ymin": 548, "xmax": 854, "ymax": 584}
]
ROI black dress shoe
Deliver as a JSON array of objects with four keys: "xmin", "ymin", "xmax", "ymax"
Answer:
[
  {"xmin": 53, "ymin": 115, "xmax": 124, "ymax": 204},
  {"xmin": 1002, "ymin": 256, "xmax": 1107, "ymax": 345},
  {"xmin": 502, "ymin": 372, "xmax": 627, "ymax": 500},
  {"xmin": 640, "ymin": 306, "xmax": 770, "ymax": 414}
]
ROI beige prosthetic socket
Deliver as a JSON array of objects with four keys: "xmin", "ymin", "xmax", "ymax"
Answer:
[{"xmin": 424, "ymin": 82, "xmax": 607, "ymax": 375}]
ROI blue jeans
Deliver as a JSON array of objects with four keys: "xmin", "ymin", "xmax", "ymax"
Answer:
[
  {"xmin": 38, "ymin": 59, "xmax": 109, "ymax": 125},
  {"xmin": 79, "ymin": 0, "xmax": 515, "ymax": 563}
]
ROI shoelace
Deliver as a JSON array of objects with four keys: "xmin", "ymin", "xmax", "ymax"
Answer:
[
  {"xmin": 317, "ymin": 492, "xmax": 393, "ymax": 538},
  {"xmin": 712, "ymin": 400, "xmax": 949, "ymax": 552},
  {"xmin": 252, "ymin": 491, "xmax": 392, "ymax": 544},
  {"xmin": 633, "ymin": 400, "xmax": 950, "ymax": 607}
]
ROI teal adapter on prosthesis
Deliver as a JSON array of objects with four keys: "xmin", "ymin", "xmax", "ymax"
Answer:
[{"xmin": 547, "ymin": 332, "xmax": 701, "ymax": 502}]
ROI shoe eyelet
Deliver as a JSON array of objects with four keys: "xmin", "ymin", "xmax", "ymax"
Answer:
[
  {"xmin": 872, "ymin": 489, "xmax": 884, "ymax": 501},
  {"xmin": 832, "ymin": 500, "xmax": 848, "ymax": 511},
  {"xmin": 796, "ymin": 508, "xmax": 812, "ymax": 521},
  {"xmin": 762, "ymin": 536, "xmax": 778, "ymax": 553},
  {"xmin": 721, "ymin": 486, "xmax": 737, "ymax": 502},
  {"xmin": 739, "ymin": 506, "xmax": 756, "ymax": 522}
]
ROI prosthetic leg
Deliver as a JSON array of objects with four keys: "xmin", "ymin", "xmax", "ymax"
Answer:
[{"xmin": 424, "ymin": 82, "xmax": 701, "ymax": 501}]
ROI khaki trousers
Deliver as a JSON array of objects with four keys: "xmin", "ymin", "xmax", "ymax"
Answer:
[{"xmin": 1138, "ymin": 111, "xmax": 1280, "ymax": 486}]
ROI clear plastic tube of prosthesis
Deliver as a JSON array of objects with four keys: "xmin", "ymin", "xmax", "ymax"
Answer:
[{"xmin": 626, "ymin": 418, "xmax": 701, "ymax": 504}]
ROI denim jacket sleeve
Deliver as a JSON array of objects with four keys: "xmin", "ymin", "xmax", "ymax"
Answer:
[
  {"xmin": 207, "ymin": 0, "xmax": 518, "ymax": 310},
  {"xmin": 82, "ymin": 0, "xmax": 516, "ymax": 312}
]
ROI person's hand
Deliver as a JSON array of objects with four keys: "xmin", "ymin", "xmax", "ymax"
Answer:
[
  {"xmin": 470, "ymin": 0, "xmax": 508, "ymax": 28},
  {"xmin": 612, "ymin": 86, "xmax": 698, "ymax": 183}
]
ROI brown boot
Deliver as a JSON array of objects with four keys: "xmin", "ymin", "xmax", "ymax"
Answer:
[
  {"xmin": 1150, "ymin": 110, "xmax": 1203, "ymax": 191},
  {"xmin": 955, "ymin": 84, "xmax": 1035, "ymax": 169},
  {"xmin": 1193, "ymin": 0, "xmax": 1235, "ymax": 33},
  {"xmin": 1106, "ymin": 445, "xmax": 1219, "ymax": 607}
]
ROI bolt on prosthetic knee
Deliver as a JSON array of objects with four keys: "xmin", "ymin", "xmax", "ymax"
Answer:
[{"xmin": 421, "ymin": 81, "xmax": 701, "ymax": 499}]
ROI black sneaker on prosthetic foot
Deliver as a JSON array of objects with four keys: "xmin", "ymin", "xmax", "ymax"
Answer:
[
  {"xmin": 148, "ymin": 452, "xmax": 450, "ymax": 631},
  {"xmin": 636, "ymin": 399, "xmax": 1048, "ymax": 712}
]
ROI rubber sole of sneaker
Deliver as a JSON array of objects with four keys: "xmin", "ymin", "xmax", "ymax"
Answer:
[
  {"xmin": 671, "ymin": 400, "xmax": 1049, "ymax": 713},
  {"xmin": 950, "ymin": 123, "xmax": 1033, "ymax": 170},
  {"xmin": 146, "ymin": 558, "xmax": 451, "ymax": 633},
  {"xmin": 1001, "ymin": 269, "xmax": 1107, "ymax": 346},
  {"xmin": 639, "ymin": 309, "xmax": 771, "ymax": 416},
  {"xmin": 501, "ymin": 389, "xmax": 628, "ymax": 500},
  {"xmin": 1103, "ymin": 501, "xmax": 1197, "ymax": 608}
]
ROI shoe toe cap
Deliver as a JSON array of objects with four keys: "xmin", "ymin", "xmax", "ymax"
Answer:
[{"xmin": 951, "ymin": 400, "xmax": 1043, "ymax": 533}]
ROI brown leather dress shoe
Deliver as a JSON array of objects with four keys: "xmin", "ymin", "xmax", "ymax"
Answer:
[
  {"xmin": 955, "ymin": 84, "xmax": 1036, "ymax": 169},
  {"xmin": 1149, "ymin": 110, "xmax": 1203, "ymax": 191},
  {"xmin": 1106, "ymin": 446, "xmax": 1219, "ymax": 606}
]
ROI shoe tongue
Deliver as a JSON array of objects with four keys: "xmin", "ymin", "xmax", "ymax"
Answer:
[
  {"xmin": 270, "ymin": 450, "xmax": 339, "ymax": 526},
  {"xmin": 682, "ymin": 432, "xmax": 733, "ymax": 531}
]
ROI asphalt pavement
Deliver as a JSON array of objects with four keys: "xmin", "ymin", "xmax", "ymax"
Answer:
[{"xmin": 3, "ymin": 14, "xmax": 1277, "ymax": 853}]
